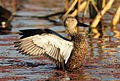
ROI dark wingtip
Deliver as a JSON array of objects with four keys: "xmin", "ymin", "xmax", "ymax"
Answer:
[{"xmin": 18, "ymin": 29, "xmax": 54, "ymax": 38}]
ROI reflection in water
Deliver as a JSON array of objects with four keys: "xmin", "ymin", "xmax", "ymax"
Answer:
[
  {"xmin": 112, "ymin": 26, "xmax": 120, "ymax": 39},
  {"xmin": 44, "ymin": 69, "xmax": 88, "ymax": 81},
  {"xmin": 0, "ymin": 0, "xmax": 120, "ymax": 81}
]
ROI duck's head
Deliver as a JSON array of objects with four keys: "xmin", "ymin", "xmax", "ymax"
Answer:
[{"xmin": 64, "ymin": 16, "xmax": 78, "ymax": 35}]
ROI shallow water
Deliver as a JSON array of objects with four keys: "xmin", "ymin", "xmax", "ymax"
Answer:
[{"xmin": 0, "ymin": 0, "xmax": 120, "ymax": 81}]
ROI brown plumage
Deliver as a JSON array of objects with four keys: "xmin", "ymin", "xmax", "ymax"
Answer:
[
  {"xmin": 14, "ymin": 16, "xmax": 88, "ymax": 71},
  {"xmin": 65, "ymin": 33, "xmax": 88, "ymax": 71}
]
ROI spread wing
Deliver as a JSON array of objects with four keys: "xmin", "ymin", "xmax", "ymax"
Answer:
[{"xmin": 15, "ymin": 34, "xmax": 73, "ymax": 65}]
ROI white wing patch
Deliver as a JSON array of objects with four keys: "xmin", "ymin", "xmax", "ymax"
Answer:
[{"xmin": 15, "ymin": 34, "xmax": 73, "ymax": 64}]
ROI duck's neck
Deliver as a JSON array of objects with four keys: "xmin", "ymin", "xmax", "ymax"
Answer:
[{"xmin": 66, "ymin": 26, "xmax": 78, "ymax": 35}]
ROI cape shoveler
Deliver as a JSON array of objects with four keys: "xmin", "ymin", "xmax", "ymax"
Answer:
[{"xmin": 15, "ymin": 16, "xmax": 88, "ymax": 71}]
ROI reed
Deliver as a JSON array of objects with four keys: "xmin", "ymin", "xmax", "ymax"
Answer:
[
  {"xmin": 62, "ymin": 0, "xmax": 120, "ymax": 38},
  {"xmin": 70, "ymin": 1, "xmax": 87, "ymax": 17},
  {"xmin": 90, "ymin": 0, "xmax": 114, "ymax": 28},
  {"xmin": 62, "ymin": 0, "xmax": 78, "ymax": 19},
  {"xmin": 63, "ymin": 0, "xmax": 119, "ymax": 27},
  {"xmin": 112, "ymin": 6, "xmax": 120, "ymax": 26}
]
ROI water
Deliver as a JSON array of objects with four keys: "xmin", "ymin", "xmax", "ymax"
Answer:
[{"xmin": 0, "ymin": 0, "xmax": 120, "ymax": 81}]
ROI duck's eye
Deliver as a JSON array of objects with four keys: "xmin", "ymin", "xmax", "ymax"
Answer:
[{"xmin": 71, "ymin": 19, "xmax": 75, "ymax": 22}]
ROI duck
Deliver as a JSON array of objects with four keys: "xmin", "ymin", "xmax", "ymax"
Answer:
[
  {"xmin": 0, "ymin": 6, "xmax": 13, "ymax": 34},
  {"xmin": 0, "ymin": 17, "xmax": 12, "ymax": 34},
  {"xmin": 14, "ymin": 16, "xmax": 88, "ymax": 71}
]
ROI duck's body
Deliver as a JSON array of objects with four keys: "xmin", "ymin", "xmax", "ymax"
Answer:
[
  {"xmin": 65, "ymin": 33, "xmax": 88, "ymax": 71},
  {"xmin": 15, "ymin": 17, "xmax": 88, "ymax": 71}
]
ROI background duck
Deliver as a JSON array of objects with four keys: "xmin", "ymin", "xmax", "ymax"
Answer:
[
  {"xmin": 15, "ymin": 16, "xmax": 88, "ymax": 71},
  {"xmin": 0, "ymin": 6, "xmax": 13, "ymax": 34}
]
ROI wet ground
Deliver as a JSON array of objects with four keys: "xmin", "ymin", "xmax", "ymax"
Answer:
[{"xmin": 0, "ymin": 0, "xmax": 120, "ymax": 81}]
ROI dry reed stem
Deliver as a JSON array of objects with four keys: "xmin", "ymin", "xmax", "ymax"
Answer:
[
  {"xmin": 112, "ymin": 6, "xmax": 120, "ymax": 26},
  {"xmin": 62, "ymin": 0, "xmax": 77, "ymax": 19},
  {"xmin": 91, "ymin": 0, "xmax": 99, "ymax": 13},
  {"xmin": 78, "ymin": 1, "xmax": 87, "ymax": 12},
  {"xmin": 90, "ymin": 0, "xmax": 115, "ymax": 28},
  {"xmin": 70, "ymin": 1, "xmax": 87, "ymax": 17},
  {"xmin": 64, "ymin": 0, "xmax": 69, "ymax": 11},
  {"xmin": 70, "ymin": 9, "xmax": 77, "ymax": 17},
  {"xmin": 83, "ymin": 1, "xmax": 89, "ymax": 18},
  {"xmin": 102, "ymin": 0, "xmax": 106, "ymax": 8},
  {"xmin": 77, "ymin": 0, "xmax": 81, "ymax": 14}
]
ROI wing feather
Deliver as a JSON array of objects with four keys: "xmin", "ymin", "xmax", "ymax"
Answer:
[
  {"xmin": 34, "ymin": 47, "xmax": 40, "ymax": 56},
  {"xmin": 15, "ymin": 34, "xmax": 73, "ymax": 65}
]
